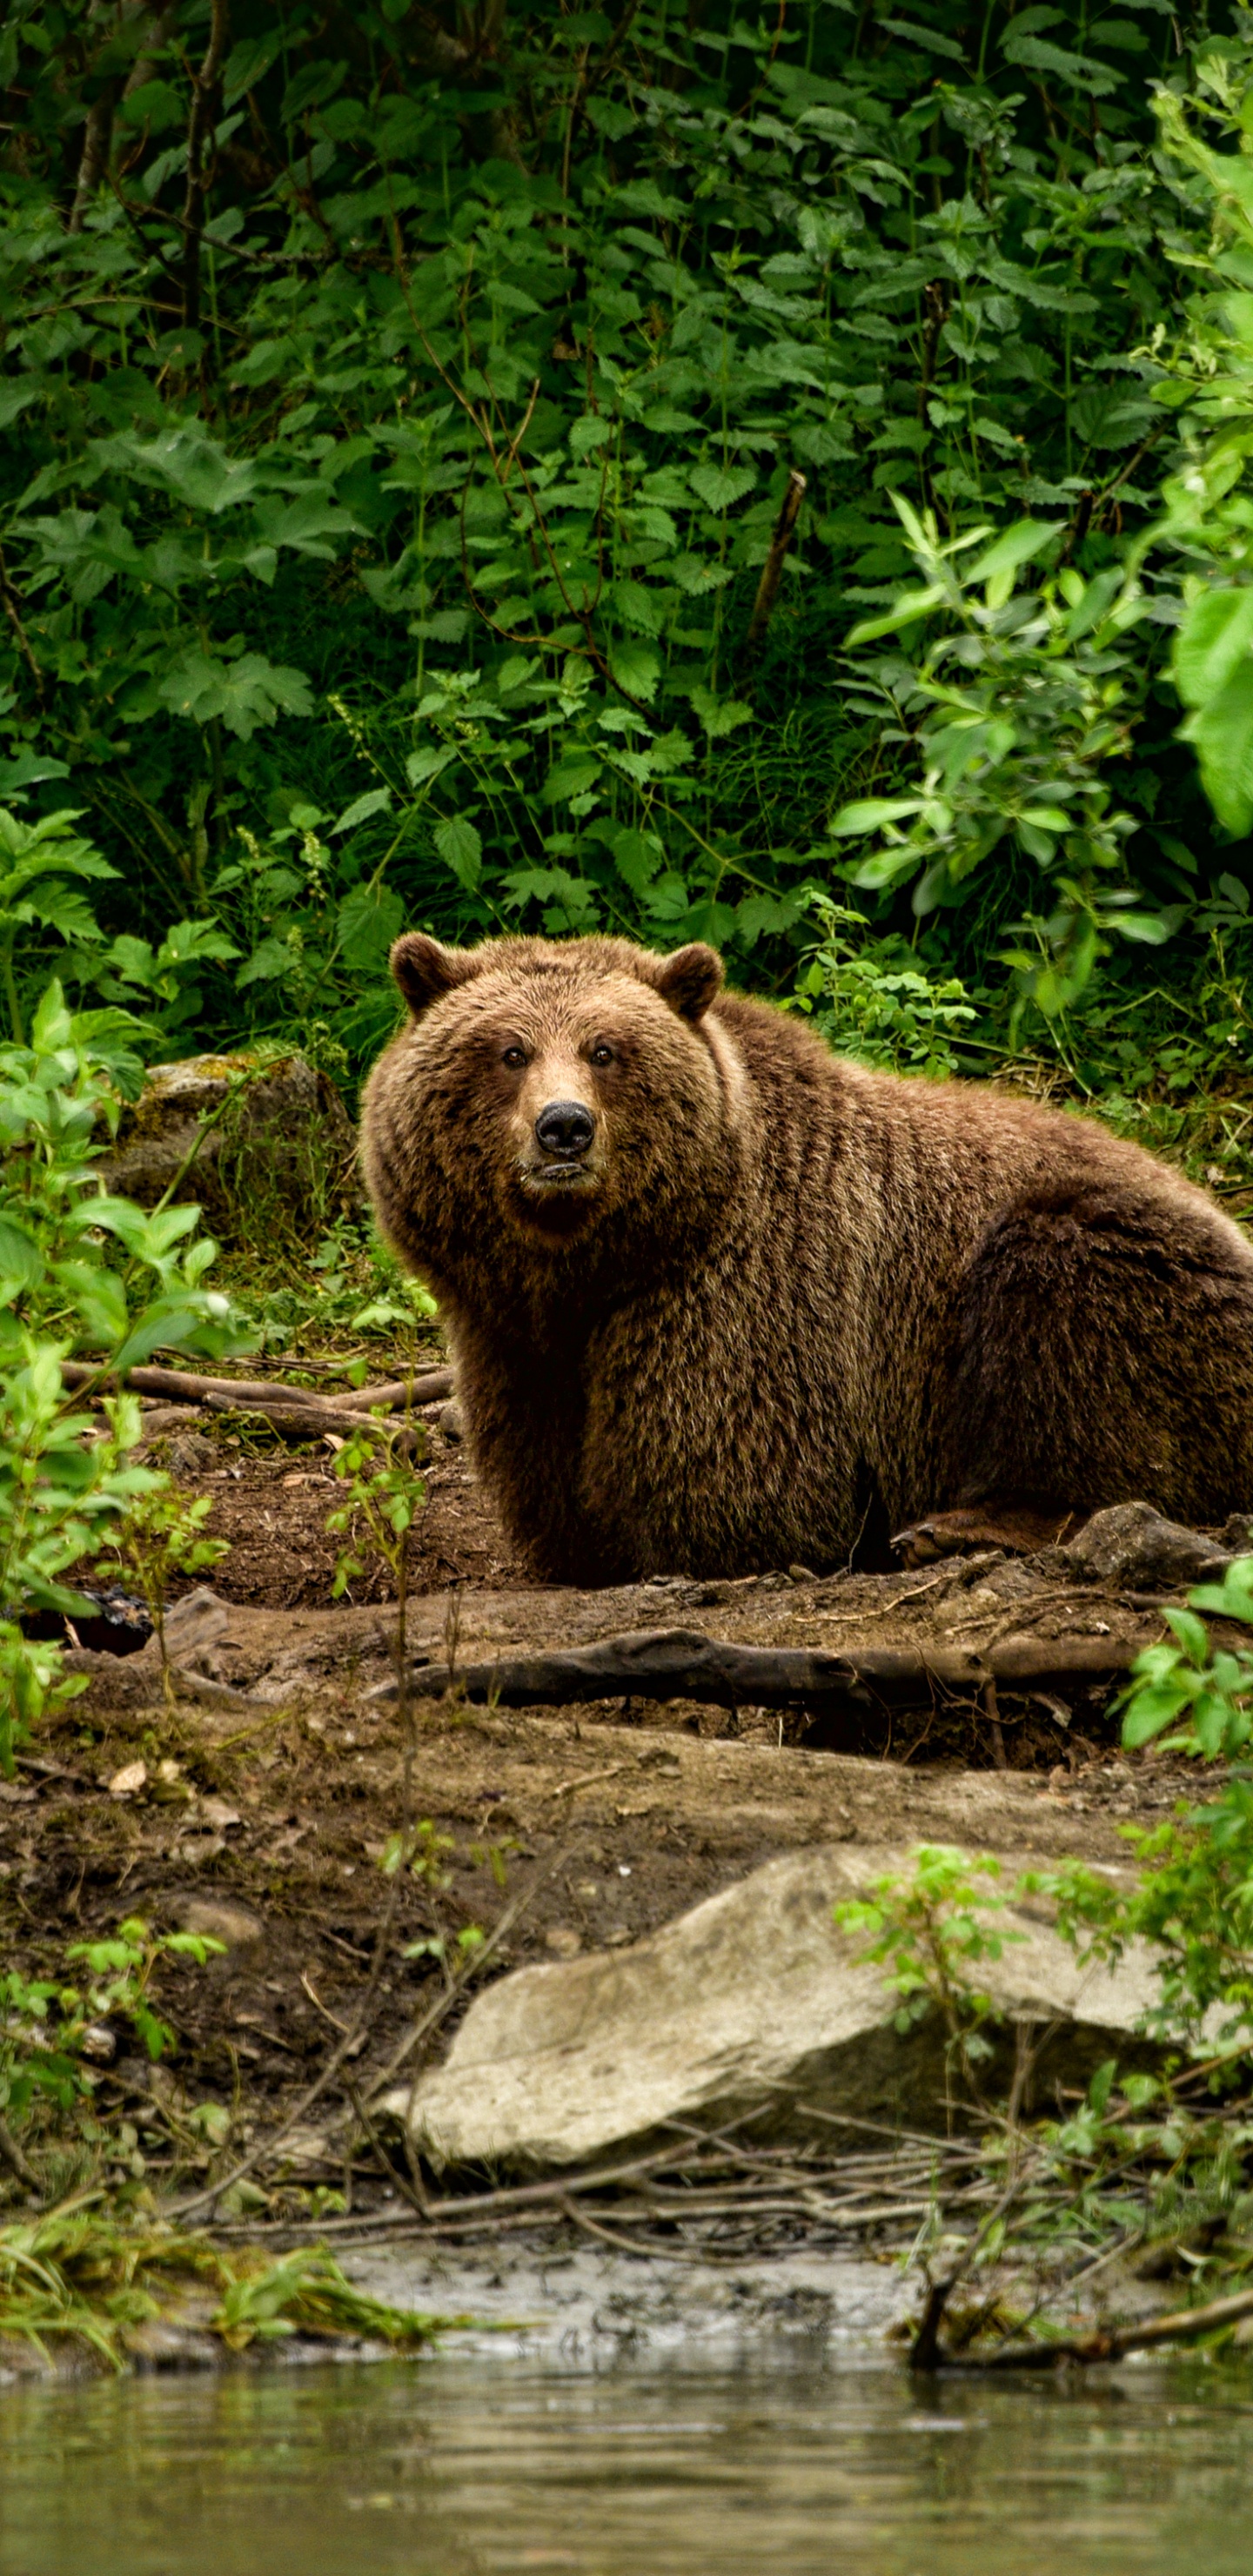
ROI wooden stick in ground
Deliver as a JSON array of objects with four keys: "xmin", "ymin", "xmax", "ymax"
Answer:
[
  {"xmin": 372, "ymin": 1622, "xmax": 1139, "ymax": 1714},
  {"xmin": 747, "ymin": 469, "xmax": 807, "ymax": 647}
]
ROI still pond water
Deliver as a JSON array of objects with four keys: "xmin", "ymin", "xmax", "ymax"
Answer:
[{"xmin": 0, "ymin": 2355, "xmax": 1250, "ymax": 2576}]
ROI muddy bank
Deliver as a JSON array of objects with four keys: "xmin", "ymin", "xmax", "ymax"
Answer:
[{"xmin": 0, "ymin": 1409, "xmax": 1223, "ymax": 2233}]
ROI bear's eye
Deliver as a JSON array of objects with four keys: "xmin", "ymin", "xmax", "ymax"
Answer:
[
  {"xmin": 501, "ymin": 1044, "xmax": 527, "ymax": 1070},
  {"xmin": 589, "ymin": 1043, "xmax": 614, "ymax": 1069}
]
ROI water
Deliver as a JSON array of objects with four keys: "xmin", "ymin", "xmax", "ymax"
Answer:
[{"xmin": 1, "ymin": 2355, "xmax": 1252, "ymax": 2576}]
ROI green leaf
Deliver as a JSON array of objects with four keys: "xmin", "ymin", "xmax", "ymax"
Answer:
[
  {"xmin": 0, "ymin": 1214, "xmax": 43, "ymax": 1290},
  {"xmin": 829, "ymin": 799, "xmax": 923, "ymax": 835},
  {"xmin": 1174, "ymin": 587, "xmax": 1253, "ymax": 711},
  {"xmin": 405, "ymin": 747, "xmax": 458, "ymax": 788},
  {"xmin": 1180, "ymin": 658, "xmax": 1253, "ymax": 838},
  {"xmin": 688, "ymin": 685, "xmax": 754, "ymax": 739},
  {"xmin": 846, "ymin": 587, "xmax": 945, "ymax": 645},
  {"xmin": 157, "ymin": 651, "xmax": 314, "ymax": 740},
  {"xmin": 609, "ymin": 640, "xmax": 660, "ymax": 701},
  {"xmin": 332, "ymin": 788, "xmax": 392, "ymax": 835},
  {"xmin": 967, "ymin": 520, "xmax": 1058, "ymax": 586},
  {"xmin": 690, "ymin": 463, "xmax": 756, "ymax": 513},
  {"xmin": 335, "ymin": 884, "xmax": 405, "ymax": 971},
  {"xmin": 433, "ymin": 818, "xmax": 483, "ymax": 892},
  {"xmin": 610, "ymin": 828, "xmax": 664, "ymax": 895}
]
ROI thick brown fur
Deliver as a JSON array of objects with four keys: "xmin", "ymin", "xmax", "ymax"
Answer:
[{"xmin": 360, "ymin": 931, "xmax": 1253, "ymax": 1583}]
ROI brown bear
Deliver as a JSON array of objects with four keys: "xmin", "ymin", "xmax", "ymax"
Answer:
[{"xmin": 360, "ymin": 931, "xmax": 1253, "ymax": 1584}]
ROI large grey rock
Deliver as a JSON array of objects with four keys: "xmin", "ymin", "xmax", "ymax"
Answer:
[
  {"xmin": 385, "ymin": 1844, "xmax": 1166, "ymax": 2177},
  {"xmin": 1062, "ymin": 1500, "xmax": 1232, "ymax": 1593},
  {"xmin": 100, "ymin": 1050, "xmax": 358, "ymax": 1248}
]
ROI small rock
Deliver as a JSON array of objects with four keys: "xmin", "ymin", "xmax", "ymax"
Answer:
[
  {"xmin": 1219, "ymin": 1512, "xmax": 1253, "ymax": 1556},
  {"xmin": 196, "ymin": 1796, "xmax": 242, "ymax": 1832},
  {"xmin": 544, "ymin": 1926, "xmax": 583, "ymax": 1959},
  {"xmin": 108, "ymin": 1760, "xmax": 148, "ymax": 1799},
  {"xmin": 1063, "ymin": 1501, "xmax": 1231, "ymax": 1593},
  {"xmin": 272, "ymin": 2123, "xmax": 332, "ymax": 2173},
  {"xmin": 78, "ymin": 2023, "xmax": 117, "ymax": 2063},
  {"xmin": 172, "ymin": 1897, "xmax": 263, "ymax": 1952},
  {"xmin": 439, "ymin": 1401, "xmax": 464, "ymax": 1443}
]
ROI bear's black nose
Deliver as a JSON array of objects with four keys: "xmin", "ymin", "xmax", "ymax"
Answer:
[{"xmin": 535, "ymin": 1100, "xmax": 595, "ymax": 1157}]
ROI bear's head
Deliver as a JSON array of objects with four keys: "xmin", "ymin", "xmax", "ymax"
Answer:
[{"xmin": 378, "ymin": 931, "xmax": 740, "ymax": 1254}]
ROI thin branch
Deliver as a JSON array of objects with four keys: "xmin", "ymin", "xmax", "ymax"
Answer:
[{"xmin": 181, "ymin": 0, "xmax": 230, "ymax": 342}]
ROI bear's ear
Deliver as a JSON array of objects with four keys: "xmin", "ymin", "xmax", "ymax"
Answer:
[
  {"xmin": 650, "ymin": 942, "xmax": 724, "ymax": 1024},
  {"xmin": 390, "ymin": 934, "xmax": 479, "ymax": 1018}
]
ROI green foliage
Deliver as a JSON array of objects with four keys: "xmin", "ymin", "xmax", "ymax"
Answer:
[
  {"xmin": 1025, "ymin": 1555, "xmax": 1253, "ymax": 2055},
  {"xmin": 0, "ymin": 2, "xmax": 1244, "ymax": 1063},
  {"xmin": 828, "ymin": 498, "xmax": 1180, "ymax": 1026},
  {"xmin": 1140, "ymin": 30, "xmax": 1253, "ymax": 841},
  {"xmin": 1, "ymin": 1915, "xmax": 224, "ymax": 2169},
  {"xmin": 848, "ymin": 1566, "xmax": 1253, "ymax": 2317},
  {"xmin": 325, "ymin": 1416, "xmax": 428, "ymax": 1601},
  {"xmin": 63, "ymin": 1916, "xmax": 227, "ymax": 2066},
  {"xmin": 0, "ymin": 978, "xmax": 246, "ymax": 1768},
  {"xmin": 207, "ymin": 2244, "xmax": 440, "ymax": 2353},
  {"xmin": 106, "ymin": 1484, "xmax": 228, "ymax": 1709},
  {"xmin": 0, "ymin": 2210, "xmax": 440, "ymax": 2369},
  {"xmin": 835, "ymin": 1842, "xmax": 1024, "ymax": 2103},
  {"xmin": 792, "ymin": 893, "xmax": 976, "ymax": 1075}
]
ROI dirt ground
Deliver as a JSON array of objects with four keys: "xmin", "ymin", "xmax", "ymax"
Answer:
[{"xmin": 0, "ymin": 1404, "xmax": 1215, "ymax": 2210}]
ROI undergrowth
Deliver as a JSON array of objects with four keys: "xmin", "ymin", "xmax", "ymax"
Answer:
[
  {"xmin": 0, "ymin": 2209, "xmax": 442, "ymax": 2370},
  {"xmin": 840, "ymin": 1557, "xmax": 1253, "ymax": 2352}
]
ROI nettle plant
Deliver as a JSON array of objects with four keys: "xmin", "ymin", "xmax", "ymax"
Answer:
[{"xmin": 0, "ymin": 982, "xmax": 247, "ymax": 1770}]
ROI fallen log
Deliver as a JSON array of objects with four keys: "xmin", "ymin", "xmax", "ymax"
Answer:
[
  {"xmin": 370, "ymin": 1622, "xmax": 1139, "ymax": 1710},
  {"xmin": 202, "ymin": 1393, "xmax": 424, "ymax": 1453},
  {"xmin": 60, "ymin": 1358, "xmax": 454, "ymax": 1411},
  {"xmin": 351, "ymin": 1371, "xmax": 454, "ymax": 1409}
]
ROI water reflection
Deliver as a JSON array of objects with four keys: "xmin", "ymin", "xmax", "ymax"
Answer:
[{"xmin": 1, "ymin": 2353, "xmax": 1251, "ymax": 2576}]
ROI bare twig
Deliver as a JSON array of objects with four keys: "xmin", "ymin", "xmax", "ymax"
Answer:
[{"xmin": 746, "ymin": 470, "xmax": 807, "ymax": 647}]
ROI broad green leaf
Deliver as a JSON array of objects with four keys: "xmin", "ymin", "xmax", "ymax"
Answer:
[
  {"xmin": 405, "ymin": 747, "xmax": 457, "ymax": 788},
  {"xmin": 1122, "ymin": 1681, "xmax": 1194, "ymax": 1747},
  {"xmin": 570, "ymin": 416, "xmax": 613, "ymax": 456},
  {"xmin": 433, "ymin": 818, "xmax": 483, "ymax": 892},
  {"xmin": 690, "ymin": 463, "xmax": 756, "ymax": 513},
  {"xmin": 611, "ymin": 828, "xmax": 664, "ymax": 895},
  {"xmin": 609, "ymin": 640, "xmax": 660, "ymax": 701},
  {"xmin": 157, "ymin": 650, "xmax": 314, "ymax": 740},
  {"xmin": 336, "ymin": 884, "xmax": 405, "ymax": 970}
]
